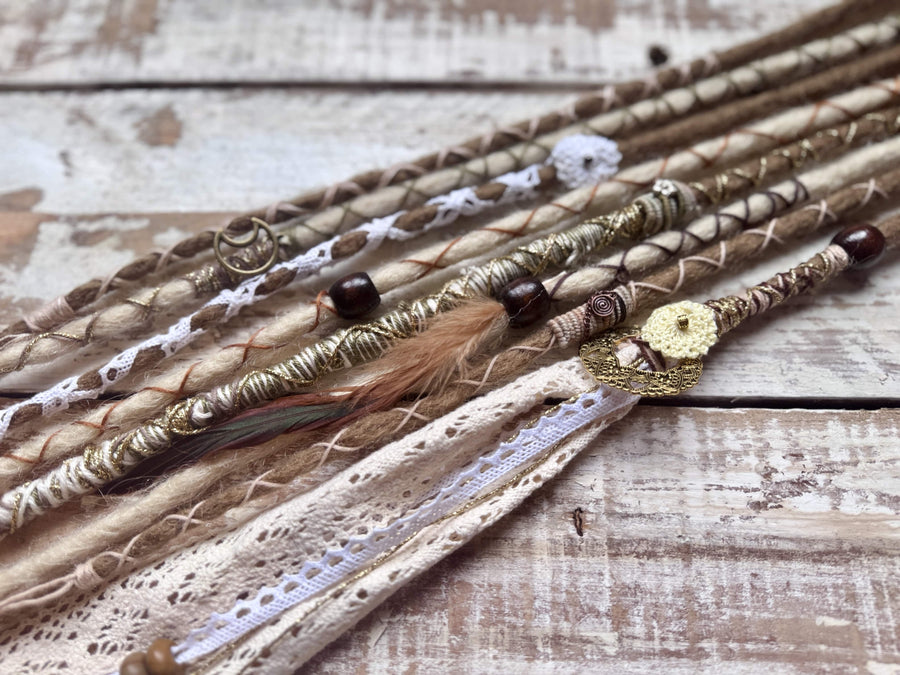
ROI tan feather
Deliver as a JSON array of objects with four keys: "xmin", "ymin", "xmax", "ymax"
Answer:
[
  {"xmin": 348, "ymin": 299, "xmax": 508, "ymax": 412},
  {"xmin": 116, "ymin": 300, "xmax": 511, "ymax": 471}
]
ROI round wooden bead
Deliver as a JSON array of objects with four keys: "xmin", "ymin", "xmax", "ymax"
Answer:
[
  {"xmin": 119, "ymin": 652, "xmax": 149, "ymax": 675},
  {"xmin": 499, "ymin": 277, "xmax": 551, "ymax": 328},
  {"xmin": 328, "ymin": 272, "xmax": 381, "ymax": 319},
  {"xmin": 831, "ymin": 224, "xmax": 886, "ymax": 269},
  {"xmin": 145, "ymin": 638, "xmax": 183, "ymax": 675}
]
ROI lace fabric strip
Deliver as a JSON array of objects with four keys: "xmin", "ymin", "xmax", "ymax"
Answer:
[
  {"xmin": 171, "ymin": 381, "xmax": 638, "ymax": 668},
  {"xmin": 4, "ymin": 357, "xmax": 624, "ymax": 675},
  {"xmin": 211, "ymin": 412, "xmax": 629, "ymax": 674}
]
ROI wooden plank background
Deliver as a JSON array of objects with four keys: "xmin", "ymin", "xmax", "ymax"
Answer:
[
  {"xmin": 0, "ymin": 0, "xmax": 898, "ymax": 672},
  {"xmin": 0, "ymin": 0, "xmax": 828, "ymax": 86},
  {"xmin": 307, "ymin": 407, "xmax": 900, "ymax": 674}
]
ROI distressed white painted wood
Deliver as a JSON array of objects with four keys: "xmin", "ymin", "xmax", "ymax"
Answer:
[
  {"xmin": 0, "ymin": 1, "xmax": 896, "ymax": 673},
  {"xmin": 304, "ymin": 407, "xmax": 900, "ymax": 673},
  {"xmin": 0, "ymin": 89, "xmax": 565, "ymax": 213},
  {"xmin": 0, "ymin": 0, "xmax": 831, "ymax": 86}
]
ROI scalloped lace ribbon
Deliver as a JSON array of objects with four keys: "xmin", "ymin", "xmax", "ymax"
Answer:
[
  {"xmin": 0, "ymin": 356, "xmax": 640, "ymax": 675},
  {"xmin": 170, "ymin": 366, "xmax": 637, "ymax": 666}
]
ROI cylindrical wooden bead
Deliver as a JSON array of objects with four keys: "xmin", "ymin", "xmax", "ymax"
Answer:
[
  {"xmin": 499, "ymin": 277, "xmax": 551, "ymax": 328},
  {"xmin": 145, "ymin": 638, "xmax": 183, "ymax": 675},
  {"xmin": 831, "ymin": 224, "xmax": 886, "ymax": 269},
  {"xmin": 119, "ymin": 652, "xmax": 149, "ymax": 675},
  {"xmin": 328, "ymin": 272, "xmax": 381, "ymax": 319},
  {"xmin": 587, "ymin": 291, "xmax": 627, "ymax": 324}
]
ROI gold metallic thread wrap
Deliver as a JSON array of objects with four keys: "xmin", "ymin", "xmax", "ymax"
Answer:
[
  {"xmin": 706, "ymin": 244, "xmax": 849, "ymax": 335},
  {"xmin": 60, "ymin": 179, "xmax": 695, "ymax": 496}
]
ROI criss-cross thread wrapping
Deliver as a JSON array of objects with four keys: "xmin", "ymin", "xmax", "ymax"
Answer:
[
  {"xmin": 4, "ymin": 75, "xmax": 897, "ymax": 488},
  {"xmin": 0, "ymin": 179, "xmax": 692, "ymax": 535},
  {"xmin": 6, "ymin": 128, "xmax": 900, "ymax": 535},
  {"xmin": 2, "ymin": 17, "xmax": 898, "ymax": 376},
  {"xmin": 0, "ymin": 181, "xmax": 693, "ymax": 540},
  {"xmin": 3, "ymin": 0, "xmax": 884, "ymax": 340},
  {"xmin": 0, "ymin": 135, "xmax": 620, "ymax": 446}
]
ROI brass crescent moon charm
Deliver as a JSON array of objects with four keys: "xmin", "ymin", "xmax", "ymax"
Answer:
[
  {"xmin": 579, "ymin": 328, "xmax": 703, "ymax": 397},
  {"xmin": 214, "ymin": 217, "xmax": 280, "ymax": 276}
]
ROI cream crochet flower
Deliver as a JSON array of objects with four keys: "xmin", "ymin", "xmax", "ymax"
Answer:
[{"xmin": 642, "ymin": 300, "xmax": 718, "ymax": 359}]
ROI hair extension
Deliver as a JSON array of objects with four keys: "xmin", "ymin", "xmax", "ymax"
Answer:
[
  {"xmin": 552, "ymin": 203, "xmax": 900, "ymax": 344},
  {"xmin": 0, "ymin": 103, "xmax": 821, "ymax": 453},
  {"xmin": 240, "ymin": 159, "xmax": 900, "ymax": 459},
  {"xmin": 3, "ymin": 133, "xmax": 898, "ymax": 543},
  {"xmin": 5, "ymin": 203, "xmax": 897, "ymax": 672},
  {"xmin": 0, "ymin": 177, "xmax": 696, "ymax": 531},
  {"xmin": 2, "ymin": 19, "xmax": 898, "ymax": 374},
  {"xmin": 303, "ymin": 108, "xmax": 900, "ymax": 412},
  {"xmin": 2, "ymin": 78, "xmax": 896, "ymax": 492},
  {"xmin": 0, "ymin": 135, "xmax": 621, "ymax": 448},
  {"xmin": 207, "ymin": 107, "xmax": 897, "ymax": 428},
  {"xmin": 3, "ymin": 0, "xmax": 885, "ymax": 339},
  {"xmin": 4, "ymin": 173, "xmax": 898, "ymax": 617},
  {"xmin": 267, "ymin": 21, "xmax": 900, "ymax": 257}
]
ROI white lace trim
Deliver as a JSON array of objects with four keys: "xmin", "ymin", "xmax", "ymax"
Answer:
[
  {"xmin": 0, "ymin": 135, "xmax": 619, "ymax": 446},
  {"xmin": 0, "ymin": 357, "xmax": 628, "ymax": 675},
  {"xmin": 172, "ymin": 365, "xmax": 637, "ymax": 665}
]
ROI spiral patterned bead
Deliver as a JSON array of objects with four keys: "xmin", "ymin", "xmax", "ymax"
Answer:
[{"xmin": 587, "ymin": 292, "xmax": 626, "ymax": 322}]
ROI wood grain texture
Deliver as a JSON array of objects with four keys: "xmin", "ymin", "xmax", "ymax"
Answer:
[
  {"xmin": 0, "ymin": 0, "xmax": 829, "ymax": 86},
  {"xmin": 0, "ymin": 1, "xmax": 897, "ymax": 673},
  {"xmin": 304, "ymin": 407, "xmax": 900, "ymax": 674}
]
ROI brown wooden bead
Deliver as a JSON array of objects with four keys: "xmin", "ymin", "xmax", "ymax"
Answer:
[
  {"xmin": 145, "ymin": 638, "xmax": 183, "ymax": 675},
  {"xmin": 328, "ymin": 272, "xmax": 381, "ymax": 319},
  {"xmin": 119, "ymin": 652, "xmax": 149, "ymax": 675},
  {"xmin": 831, "ymin": 224, "xmax": 886, "ymax": 269},
  {"xmin": 499, "ymin": 277, "xmax": 551, "ymax": 328}
]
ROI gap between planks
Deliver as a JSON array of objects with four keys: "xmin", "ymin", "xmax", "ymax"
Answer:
[{"xmin": 0, "ymin": 79, "xmax": 616, "ymax": 94}]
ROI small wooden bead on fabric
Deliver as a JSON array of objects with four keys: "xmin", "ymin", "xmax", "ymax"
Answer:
[
  {"xmin": 119, "ymin": 652, "xmax": 150, "ymax": 675},
  {"xmin": 118, "ymin": 638, "xmax": 184, "ymax": 675},
  {"xmin": 146, "ymin": 638, "xmax": 183, "ymax": 675},
  {"xmin": 328, "ymin": 272, "xmax": 381, "ymax": 319},
  {"xmin": 831, "ymin": 224, "xmax": 886, "ymax": 268},
  {"xmin": 499, "ymin": 277, "xmax": 551, "ymax": 327}
]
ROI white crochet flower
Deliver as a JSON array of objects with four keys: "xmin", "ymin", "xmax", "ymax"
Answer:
[
  {"xmin": 642, "ymin": 300, "xmax": 718, "ymax": 359},
  {"xmin": 549, "ymin": 134, "xmax": 622, "ymax": 188}
]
